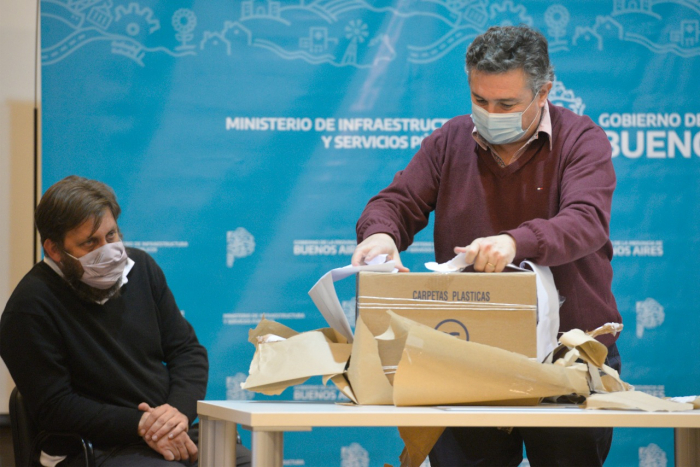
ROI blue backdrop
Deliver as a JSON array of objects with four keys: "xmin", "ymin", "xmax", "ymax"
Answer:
[{"xmin": 41, "ymin": 0, "xmax": 700, "ymax": 465}]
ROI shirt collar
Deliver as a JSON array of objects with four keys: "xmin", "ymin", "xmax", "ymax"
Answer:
[
  {"xmin": 44, "ymin": 255, "xmax": 135, "ymax": 305},
  {"xmin": 472, "ymin": 100, "xmax": 553, "ymax": 152}
]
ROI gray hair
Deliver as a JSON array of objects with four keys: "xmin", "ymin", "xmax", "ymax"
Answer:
[{"xmin": 466, "ymin": 25, "xmax": 554, "ymax": 96}]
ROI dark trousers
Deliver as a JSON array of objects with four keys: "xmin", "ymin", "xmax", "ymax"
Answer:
[
  {"xmin": 61, "ymin": 426, "xmax": 252, "ymax": 467},
  {"xmin": 429, "ymin": 344, "xmax": 621, "ymax": 467}
]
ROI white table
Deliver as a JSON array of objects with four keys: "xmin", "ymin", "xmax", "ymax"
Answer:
[{"xmin": 197, "ymin": 400, "xmax": 700, "ymax": 467}]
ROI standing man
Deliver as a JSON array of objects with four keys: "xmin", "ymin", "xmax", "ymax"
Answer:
[
  {"xmin": 1, "ymin": 176, "xmax": 251, "ymax": 466},
  {"xmin": 352, "ymin": 26, "xmax": 622, "ymax": 466}
]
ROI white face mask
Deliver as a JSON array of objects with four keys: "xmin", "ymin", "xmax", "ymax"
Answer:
[
  {"xmin": 66, "ymin": 241, "xmax": 128, "ymax": 289},
  {"xmin": 471, "ymin": 93, "xmax": 541, "ymax": 145}
]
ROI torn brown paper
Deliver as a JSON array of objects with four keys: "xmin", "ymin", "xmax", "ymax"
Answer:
[
  {"xmin": 599, "ymin": 363, "xmax": 632, "ymax": 393},
  {"xmin": 585, "ymin": 391, "xmax": 694, "ymax": 412},
  {"xmin": 328, "ymin": 374, "xmax": 358, "ymax": 404},
  {"xmin": 393, "ymin": 322, "xmax": 590, "ymax": 406},
  {"xmin": 345, "ymin": 317, "xmax": 394, "ymax": 405},
  {"xmin": 397, "ymin": 426, "xmax": 445, "ymax": 467},
  {"xmin": 242, "ymin": 330, "xmax": 351, "ymax": 395},
  {"xmin": 587, "ymin": 322, "xmax": 624, "ymax": 339},
  {"xmin": 558, "ymin": 329, "xmax": 608, "ymax": 368},
  {"xmin": 248, "ymin": 317, "xmax": 300, "ymax": 347}
]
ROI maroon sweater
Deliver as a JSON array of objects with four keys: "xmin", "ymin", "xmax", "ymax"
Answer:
[{"xmin": 357, "ymin": 103, "xmax": 621, "ymax": 347}]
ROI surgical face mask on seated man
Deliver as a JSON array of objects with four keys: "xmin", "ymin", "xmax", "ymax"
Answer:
[
  {"xmin": 64, "ymin": 241, "xmax": 128, "ymax": 289},
  {"xmin": 471, "ymin": 92, "xmax": 541, "ymax": 146},
  {"xmin": 60, "ymin": 240, "xmax": 129, "ymax": 303}
]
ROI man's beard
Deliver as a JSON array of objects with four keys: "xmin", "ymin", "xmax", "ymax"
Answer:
[{"xmin": 59, "ymin": 251, "xmax": 123, "ymax": 303}]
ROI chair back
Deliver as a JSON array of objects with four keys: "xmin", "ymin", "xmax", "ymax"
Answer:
[{"xmin": 9, "ymin": 387, "xmax": 37, "ymax": 467}]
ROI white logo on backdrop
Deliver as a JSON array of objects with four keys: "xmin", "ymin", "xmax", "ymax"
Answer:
[
  {"xmin": 293, "ymin": 240, "xmax": 356, "ymax": 256},
  {"xmin": 549, "ymin": 80, "xmax": 585, "ymax": 116},
  {"xmin": 123, "ymin": 240, "xmax": 189, "ymax": 254},
  {"xmin": 341, "ymin": 442, "xmax": 369, "ymax": 467},
  {"xmin": 293, "ymin": 384, "xmax": 350, "ymax": 402},
  {"xmin": 223, "ymin": 312, "xmax": 305, "ymax": 326},
  {"xmin": 226, "ymin": 373, "xmax": 255, "ymax": 400},
  {"xmin": 341, "ymin": 298, "xmax": 356, "ymax": 329},
  {"xmin": 294, "ymin": 239, "xmax": 436, "ymax": 257},
  {"xmin": 282, "ymin": 460, "xmax": 305, "ymax": 466},
  {"xmin": 517, "ymin": 459, "xmax": 530, "ymax": 467},
  {"xmin": 227, "ymin": 228, "xmax": 255, "ymax": 267},
  {"xmin": 635, "ymin": 385, "xmax": 665, "ymax": 398},
  {"xmin": 635, "ymin": 298, "xmax": 665, "ymax": 338},
  {"xmin": 639, "ymin": 443, "xmax": 667, "ymax": 467},
  {"xmin": 612, "ymin": 241, "xmax": 664, "ymax": 258}
]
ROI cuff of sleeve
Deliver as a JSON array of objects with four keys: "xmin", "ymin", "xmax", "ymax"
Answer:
[
  {"xmin": 359, "ymin": 223, "xmax": 401, "ymax": 248},
  {"xmin": 504, "ymin": 226, "xmax": 540, "ymax": 261},
  {"xmin": 167, "ymin": 394, "xmax": 197, "ymax": 426},
  {"xmin": 107, "ymin": 407, "xmax": 144, "ymax": 446}
]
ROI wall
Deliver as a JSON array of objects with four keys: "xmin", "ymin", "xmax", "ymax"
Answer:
[{"xmin": 0, "ymin": 0, "xmax": 40, "ymax": 415}]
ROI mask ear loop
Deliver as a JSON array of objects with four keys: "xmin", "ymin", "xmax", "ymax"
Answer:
[
  {"xmin": 521, "ymin": 90, "xmax": 544, "ymax": 134},
  {"xmin": 62, "ymin": 248, "xmax": 79, "ymax": 261}
]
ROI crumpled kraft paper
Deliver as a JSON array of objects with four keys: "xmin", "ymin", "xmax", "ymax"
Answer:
[
  {"xmin": 585, "ymin": 391, "xmax": 694, "ymax": 412},
  {"xmin": 241, "ymin": 318, "xmax": 351, "ymax": 395},
  {"xmin": 397, "ymin": 426, "xmax": 445, "ymax": 467},
  {"xmin": 390, "ymin": 311, "xmax": 590, "ymax": 407}
]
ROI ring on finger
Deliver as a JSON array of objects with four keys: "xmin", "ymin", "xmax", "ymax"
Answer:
[{"xmin": 486, "ymin": 262, "xmax": 495, "ymax": 270}]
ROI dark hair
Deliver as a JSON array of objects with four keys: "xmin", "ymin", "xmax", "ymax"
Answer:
[
  {"xmin": 466, "ymin": 25, "xmax": 554, "ymax": 95},
  {"xmin": 35, "ymin": 176, "xmax": 121, "ymax": 246}
]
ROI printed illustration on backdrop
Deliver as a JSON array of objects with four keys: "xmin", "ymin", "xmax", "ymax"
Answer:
[
  {"xmin": 226, "ymin": 373, "xmax": 256, "ymax": 400},
  {"xmin": 635, "ymin": 298, "xmax": 665, "ymax": 338},
  {"xmin": 41, "ymin": 0, "xmax": 196, "ymax": 65},
  {"xmin": 227, "ymin": 228, "xmax": 256, "ymax": 268},
  {"xmin": 635, "ymin": 385, "xmax": 666, "ymax": 398},
  {"xmin": 341, "ymin": 442, "xmax": 370, "ymax": 467},
  {"xmin": 571, "ymin": 1, "xmax": 700, "ymax": 56},
  {"xmin": 41, "ymin": 0, "xmax": 700, "ymax": 68},
  {"xmin": 341, "ymin": 297, "xmax": 357, "ymax": 329},
  {"xmin": 548, "ymin": 80, "xmax": 585, "ymax": 115},
  {"xmin": 639, "ymin": 443, "xmax": 667, "ymax": 467}
]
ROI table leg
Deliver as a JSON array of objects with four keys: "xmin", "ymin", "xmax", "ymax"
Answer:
[
  {"xmin": 674, "ymin": 427, "xmax": 700, "ymax": 466},
  {"xmin": 199, "ymin": 414, "xmax": 238, "ymax": 467},
  {"xmin": 251, "ymin": 430, "xmax": 284, "ymax": 467}
]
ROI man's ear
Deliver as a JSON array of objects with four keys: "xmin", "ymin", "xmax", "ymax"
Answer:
[
  {"xmin": 539, "ymin": 81, "xmax": 553, "ymax": 106},
  {"xmin": 44, "ymin": 239, "xmax": 63, "ymax": 263}
]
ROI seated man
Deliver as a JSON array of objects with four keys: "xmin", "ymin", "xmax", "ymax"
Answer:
[{"xmin": 0, "ymin": 176, "xmax": 251, "ymax": 466}]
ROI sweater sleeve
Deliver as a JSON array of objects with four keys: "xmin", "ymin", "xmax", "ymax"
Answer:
[
  {"xmin": 506, "ymin": 123, "xmax": 616, "ymax": 266},
  {"xmin": 0, "ymin": 309, "xmax": 143, "ymax": 447},
  {"xmin": 356, "ymin": 126, "xmax": 446, "ymax": 250},
  {"xmin": 148, "ymin": 256, "xmax": 208, "ymax": 425}
]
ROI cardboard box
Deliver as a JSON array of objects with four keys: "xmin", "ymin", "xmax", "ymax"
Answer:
[{"xmin": 356, "ymin": 271, "xmax": 537, "ymax": 357}]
